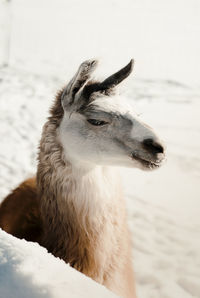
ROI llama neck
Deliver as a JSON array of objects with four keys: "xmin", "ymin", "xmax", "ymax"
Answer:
[
  {"xmin": 56, "ymin": 161, "xmax": 121, "ymax": 229},
  {"xmin": 37, "ymin": 121, "xmax": 124, "ymax": 266}
]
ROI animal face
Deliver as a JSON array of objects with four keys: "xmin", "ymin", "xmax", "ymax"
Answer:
[{"xmin": 59, "ymin": 59, "xmax": 165, "ymax": 170}]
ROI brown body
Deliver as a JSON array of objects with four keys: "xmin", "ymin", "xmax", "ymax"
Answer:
[{"xmin": 0, "ymin": 178, "xmax": 42, "ymax": 242}]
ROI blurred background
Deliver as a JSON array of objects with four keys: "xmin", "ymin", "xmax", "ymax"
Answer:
[{"xmin": 0, "ymin": 0, "xmax": 200, "ymax": 297}]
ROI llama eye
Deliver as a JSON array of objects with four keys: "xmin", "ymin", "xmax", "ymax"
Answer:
[{"xmin": 87, "ymin": 119, "xmax": 108, "ymax": 126}]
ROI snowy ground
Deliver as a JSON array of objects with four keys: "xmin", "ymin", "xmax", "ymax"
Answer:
[
  {"xmin": 0, "ymin": 66, "xmax": 200, "ymax": 298},
  {"xmin": 0, "ymin": 230, "xmax": 116, "ymax": 298}
]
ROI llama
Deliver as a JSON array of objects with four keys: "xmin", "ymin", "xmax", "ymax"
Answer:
[{"xmin": 0, "ymin": 59, "xmax": 165, "ymax": 298}]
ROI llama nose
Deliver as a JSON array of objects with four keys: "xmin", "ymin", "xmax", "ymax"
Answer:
[{"xmin": 142, "ymin": 138, "xmax": 164, "ymax": 155}]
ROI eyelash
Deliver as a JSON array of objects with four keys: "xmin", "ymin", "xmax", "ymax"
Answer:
[{"xmin": 87, "ymin": 119, "xmax": 108, "ymax": 126}]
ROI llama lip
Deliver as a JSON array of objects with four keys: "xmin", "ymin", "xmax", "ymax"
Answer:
[{"xmin": 131, "ymin": 152, "xmax": 162, "ymax": 169}]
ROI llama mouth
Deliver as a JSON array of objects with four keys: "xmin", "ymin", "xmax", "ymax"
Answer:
[{"xmin": 131, "ymin": 152, "xmax": 162, "ymax": 169}]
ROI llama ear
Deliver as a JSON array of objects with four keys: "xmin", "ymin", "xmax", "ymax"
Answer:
[
  {"xmin": 61, "ymin": 59, "xmax": 98, "ymax": 108},
  {"xmin": 82, "ymin": 59, "xmax": 134, "ymax": 99},
  {"xmin": 100, "ymin": 59, "xmax": 134, "ymax": 90}
]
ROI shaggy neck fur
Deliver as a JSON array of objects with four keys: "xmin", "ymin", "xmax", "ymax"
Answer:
[{"xmin": 36, "ymin": 93, "xmax": 133, "ymax": 293}]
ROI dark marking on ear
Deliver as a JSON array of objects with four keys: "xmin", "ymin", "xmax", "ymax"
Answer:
[
  {"xmin": 98, "ymin": 59, "xmax": 134, "ymax": 91},
  {"xmin": 81, "ymin": 59, "xmax": 134, "ymax": 102}
]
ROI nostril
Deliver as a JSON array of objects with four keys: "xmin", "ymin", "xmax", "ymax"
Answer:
[{"xmin": 143, "ymin": 138, "xmax": 164, "ymax": 154}]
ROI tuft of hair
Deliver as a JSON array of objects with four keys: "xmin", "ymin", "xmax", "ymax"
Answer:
[{"xmin": 49, "ymin": 88, "xmax": 65, "ymax": 127}]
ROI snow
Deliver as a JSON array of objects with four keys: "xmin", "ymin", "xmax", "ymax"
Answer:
[
  {"xmin": 0, "ymin": 229, "xmax": 116, "ymax": 298},
  {"xmin": 0, "ymin": 67, "xmax": 199, "ymax": 298},
  {"xmin": 5, "ymin": 0, "xmax": 200, "ymax": 85}
]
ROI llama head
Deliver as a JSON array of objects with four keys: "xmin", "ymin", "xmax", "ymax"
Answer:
[{"xmin": 59, "ymin": 59, "xmax": 165, "ymax": 170}]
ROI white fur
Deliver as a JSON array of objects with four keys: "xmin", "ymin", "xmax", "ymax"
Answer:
[
  {"xmin": 60, "ymin": 164, "xmax": 122, "ymax": 230},
  {"xmin": 90, "ymin": 94, "xmax": 135, "ymax": 115},
  {"xmin": 59, "ymin": 92, "xmax": 164, "ymax": 170}
]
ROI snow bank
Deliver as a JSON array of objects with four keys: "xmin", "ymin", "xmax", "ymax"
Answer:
[{"xmin": 0, "ymin": 229, "xmax": 116, "ymax": 298}]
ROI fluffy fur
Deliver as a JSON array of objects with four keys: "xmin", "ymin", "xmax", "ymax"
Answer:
[
  {"xmin": 0, "ymin": 90, "xmax": 136, "ymax": 297},
  {"xmin": 0, "ymin": 178, "xmax": 42, "ymax": 242},
  {"xmin": 37, "ymin": 91, "xmax": 136, "ymax": 297}
]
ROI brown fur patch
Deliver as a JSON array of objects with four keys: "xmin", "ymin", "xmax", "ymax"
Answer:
[
  {"xmin": 0, "ymin": 178, "xmax": 42, "ymax": 242},
  {"xmin": 48, "ymin": 88, "xmax": 64, "ymax": 127}
]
